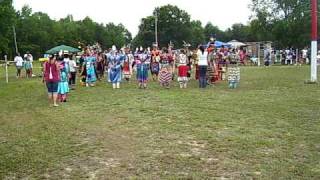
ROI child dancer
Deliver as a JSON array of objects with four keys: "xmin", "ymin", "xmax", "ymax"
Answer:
[{"xmin": 57, "ymin": 59, "xmax": 70, "ymax": 102}]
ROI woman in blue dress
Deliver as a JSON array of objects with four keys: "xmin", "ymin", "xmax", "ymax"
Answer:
[
  {"xmin": 135, "ymin": 47, "xmax": 151, "ymax": 89},
  {"xmin": 107, "ymin": 46, "xmax": 125, "ymax": 89},
  {"xmin": 84, "ymin": 49, "xmax": 97, "ymax": 87}
]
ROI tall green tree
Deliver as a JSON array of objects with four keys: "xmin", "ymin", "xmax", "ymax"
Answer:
[
  {"xmin": 132, "ymin": 16, "xmax": 156, "ymax": 48},
  {"xmin": 104, "ymin": 23, "xmax": 132, "ymax": 48},
  {"xmin": 133, "ymin": 5, "xmax": 194, "ymax": 48},
  {"xmin": 204, "ymin": 22, "xmax": 228, "ymax": 42},
  {"xmin": 189, "ymin": 20, "xmax": 205, "ymax": 47},
  {"xmin": 13, "ymin": 7, "xmax": 131, "ymax": 58},
  {"xmin": 0, "ymin": 0, "xmax": 15, "ymax": 57},
  {"xmin": 16, "ymin": 5, "xmax": 56, "ymax": 58},
  {"xmin": 225, "ymin": 23, "xmax": 254, "ymax": 42},
  {"xmin": 250, "ymin": 0, "xmax": 311, "ymax": 48}
]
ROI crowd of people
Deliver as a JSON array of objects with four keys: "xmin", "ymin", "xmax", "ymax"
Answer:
[
  {"xmin": 12, "ymin": 39, "xmax": 320, "ymax": 107},
  {"xmin": 39, "ymin": 41, "xmax": 242, "ymax": 107},
  {"xmin": 262, "ymin": 47, "xmax": 311, "ymax": 66}
]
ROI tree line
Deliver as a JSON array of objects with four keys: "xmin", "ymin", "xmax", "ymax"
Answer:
[
  {"xmin": 0, "ymin": 0, "xmax": 317, "ymax": 59},
  {"xmin": 0, "ymin": 0, "xmax": 132, "ymax": 59}
]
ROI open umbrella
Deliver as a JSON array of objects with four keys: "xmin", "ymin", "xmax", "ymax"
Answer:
[{"xmin": 46, "ymin": 45, "xmax": 81, "ymax": 54}]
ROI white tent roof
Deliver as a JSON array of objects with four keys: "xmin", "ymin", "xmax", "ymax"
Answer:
[{"xmin": 227, "ymin": 40, "xmax": 247, "ymax": 48}]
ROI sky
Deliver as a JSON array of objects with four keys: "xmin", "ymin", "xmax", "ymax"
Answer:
[{"xmin": 13, "ymin": 0, "xmax": 252, "ymax": 36}]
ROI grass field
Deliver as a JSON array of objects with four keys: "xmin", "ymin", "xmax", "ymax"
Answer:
[{"xmin": 0, "ymin": 64, "xmax": 320, "ymax": 179}]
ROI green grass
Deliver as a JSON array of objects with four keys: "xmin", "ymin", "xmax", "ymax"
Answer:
[{"xmin": 0, "ymin": 64, "xmax": 320, "ymax": 179}]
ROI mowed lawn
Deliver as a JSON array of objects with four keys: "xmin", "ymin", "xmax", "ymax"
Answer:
[{"xmin": 0, "ymin": 64, "xmax": 320, "ymax": 179}]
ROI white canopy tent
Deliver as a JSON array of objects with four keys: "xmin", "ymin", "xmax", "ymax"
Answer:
[{"xmin": 227, "ymin": 40, "xmax": 247, "ymax": 48}]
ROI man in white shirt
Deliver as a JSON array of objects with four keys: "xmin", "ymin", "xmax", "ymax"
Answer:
[{"xmin": 14, "ymin": 53, "xmax": 24, "ymax": 78}]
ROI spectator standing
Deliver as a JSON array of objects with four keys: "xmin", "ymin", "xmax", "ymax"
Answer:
[
  {"xmin": 14, "ymin": 53, "xmax": 24, "ymax": 78},
  {"xmin": 197, "ymin": 46, "xmax": 209, "ymax": 88},
  {"xmin": 43, "ymin": 55, "xmax": 60, "ymax": 107}
]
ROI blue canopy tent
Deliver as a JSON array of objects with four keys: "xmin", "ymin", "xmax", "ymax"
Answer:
[
  {"xmin": 214, "ymin": 41, "xmax": 231, "ymax": 48},
  {"xmin": 203, "ymin": 40, "xmax": 232, "ymax": 48}
]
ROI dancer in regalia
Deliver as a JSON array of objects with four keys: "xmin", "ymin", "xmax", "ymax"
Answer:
[
  {"xmin": 57, "ymin": 58, "xmax": 70, "ymax": 102},
  {"xmin": 207, "ymin": 45, "xmax": 216, "ymax": 84},
  {"xmin": 150, "ymin": 45, "xmax": 160, "ymax": 81},
  {"xmin": 160, "ymin": 47, "xmax": 174, "ymax": 69},
  {"xmin": 191, "ymin": 49, "xmax": 199, "ymax": 80},
  {"xmin": 62, "ymin": 51, "xmax": 71, "ymax": 83},
  {"xmin": 177, "ymin": 49, "xmax": 189, "ymax": 88},
  {"xmin": 108, "ymin": 45, "xmax": 125, "ymax": 89},
  {"xmin": 159, "ymin": 66, "xmax": 172, "ymax": 89},
  {"xmin": 228, "ymin": 50, "xmax": 240, "ymax": 89},
  {"xmin": 182, "ymin": 42, "xmax": 192, "ymax": 79},
  {"xmin": 84, "ymin": 49, "xmax": 97, "ymax": 87},
  {"xmin": 79, "ymin": 62, "xmax": 87, "ymax": 86},
  {"xmin": 122, "ymin": 48, "xmax": 134, "ymax": 82},
  {"xmin": 135, "ymin": 47, "xmax": 151, "ymax": 89},
  {"xmin": 96, "ymin": 52, "xmax": 105, "ymax": 81}
]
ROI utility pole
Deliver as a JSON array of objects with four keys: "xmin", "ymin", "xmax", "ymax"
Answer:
[
  {"xmin": 310, "ymin": 0, "xmax": 318, "ymax": 82},
  {"xmin": 155, "ymin": 11, "xmax": 158, "ymax": 47},
  {"xmin": 13, "ymin": 26, "xmax": 18, "ymax": 54}
]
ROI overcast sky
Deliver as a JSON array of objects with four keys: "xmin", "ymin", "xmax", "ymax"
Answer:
[{"xmin": 13, "ymin": 0, "xmax": 252, "ymax": 36}]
